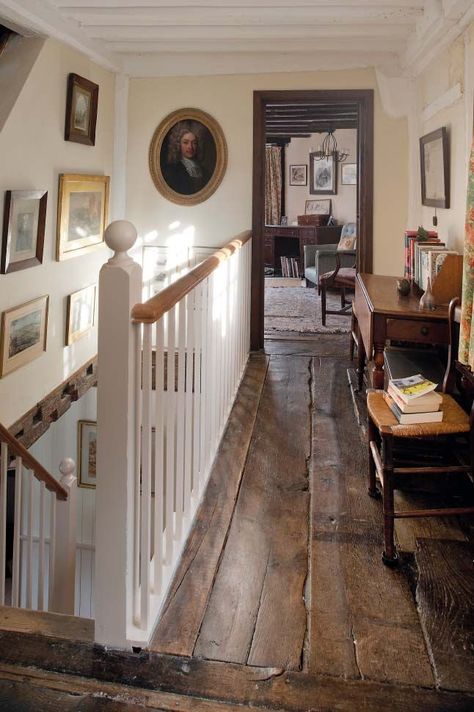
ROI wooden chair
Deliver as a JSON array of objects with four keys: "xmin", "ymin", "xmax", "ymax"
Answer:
[
  {"xmin": 367, "ymin": 297, "xmax": 474, "ymax": 565},
  {"xmin": 319, "ymin": 252, "xmax": 356, "ymax": 326}
]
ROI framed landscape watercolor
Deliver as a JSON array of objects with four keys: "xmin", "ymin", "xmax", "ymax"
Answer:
[
  {"xmin": 66, "ymin": 284, "xmax": 96, "ymax": 345},
  {"xmin": 341, "ymin": 163, "xmax": 357, "ymax": 185},
  {"xmin": 78, "ymin": 420, "xmax": 97, "ymax": 488},
  {"xmin": 56, "ymin": 174, "xmax": 109, "ymax": 261},
  {"xmin": 149, "ymin": 107, "xmax": 227, "ymax": 206},
  {"xmin": 309, "ymin": 153, "xmax": 337, "ymax": 195},
  {"xmin": 289, "ymin": 164, "xmax": 307, "ymax": 186},
  {"xmin": 305, "ymin": 198, "xmax": 331, "ymax": 215},
  {"xmin": 0, "ymin": 295, "xmax": 49, "ymax": 377},
  {"xmin": 419, "ymin": 127, "xmax": 450, "ymax": 209},
  {"xmin": 65, "ymin": 73, "xmax": 99, "ymax": 146},
  {"xmin": 1, "ymin": 189, "xmax": 47, "ymax": 274}
]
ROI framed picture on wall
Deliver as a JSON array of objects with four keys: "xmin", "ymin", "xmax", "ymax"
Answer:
[
  {"xmin": 305, "ymin": 199, "xmax": 331, "ymax": 215},
  {"xmin": 309, "ymin": 154, "xmax": 337, "ymax": 195},
  {"xmin": 341, "ymin": 163, "xmax": 357, "ymax": 185},
  {"xmin": 56, "ymin": 174, "xmax": 109, "ymax": 261},
  {"xmin": 289, "ymin": 164, "xmax": 307, "ymax": 186},
  {"xmin": 65, "ymin": 73, "xmax": 99, "ymax": 146},
  {"xmin": 1, "ymin": 189, "xmax": 47, "ymax": 274},
  {"xmin": 0, "ymin": 295, "xmax": 49, "ymax": 377},
  {"xmin": 66, "ymin": 284, "xmax": 97, "ymax": 345},
  {"xmin": 78, "ymin": 420, "xmax": 97, "ymax": 488},
  {"xmin": 419, "ymin": 127, "xmax": 450, "ymax": 208}
]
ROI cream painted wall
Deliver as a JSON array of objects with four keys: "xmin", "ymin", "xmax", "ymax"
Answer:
[
  {"xmin": 415, "ymin": 26, "xmax": 473, "ymax": 253},
  {"xmin": 285, "ymin": 130, "xmax": 357, "ymax": 225},
  {"xmin": 0, "ymin": 38, "xmax": 115, "ymax": 426},
  {"xmin": 126, "ymin": 68, "xmax": 408, "ymax": 277}
]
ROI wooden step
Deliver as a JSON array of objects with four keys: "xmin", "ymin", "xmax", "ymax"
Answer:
[{"xmin": 0, "ymin": 605, "xmax": 93, "ymax": 642}]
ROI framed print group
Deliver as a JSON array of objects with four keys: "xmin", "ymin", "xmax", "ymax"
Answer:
[
  {"xmin": 419, "ymin": 127, "xmax": 450, "ymax": 208},
  {"xmin": 1, "ymin": 190, "xmax": 47, "ymax": 274},
  {"xmin": 56, "ymin": 174, "xmax": 109, "ymax": 260},
  {"xmin": 65, "ymin": 73, "xmax": 99, "ymax": 146},
  {"xmin": 78, "ymin": 420, "xmax": 97, "ymax": 488},
  {"xmin": 309, "ymin": 153, "xmax": 337, "ymax": 195},
  {"xmin": 0, "ymin": 295, "xmax": 49, "ymax": 377},
  {"xmin": 66, "ymin": 284, "xmax": 96, "ymax": 345}
]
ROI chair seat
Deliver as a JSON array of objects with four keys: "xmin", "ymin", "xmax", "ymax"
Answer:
[
  {"xmin": 367, "ymin": 390, "xmax": 470, "ymax": 438},
  {"xmin": 320, "ymin": 267, "xmax": 356, "ymax": 288}
]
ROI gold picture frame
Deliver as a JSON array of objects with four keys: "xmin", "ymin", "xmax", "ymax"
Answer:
[
  {"xmin": 0, "ymin": 295, "xmax": 49, "ymax": 377},
  {"xmin": 56, "ymin": 173, "xmax": 109, "ymax": 261},
  {"xmin": 77, "ymin": 420, "xmax": 97, "ymax": 488},
  {"xmin": 149, "ymin": 107, "xmax": 227, "ymax": 206},
  {"xmin": 66, "ymin": 283, "xmax": 97, "ymax": 345}
]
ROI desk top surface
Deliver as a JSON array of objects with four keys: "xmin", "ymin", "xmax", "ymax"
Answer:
[{"xmin": 357, "ymin": 273, "xmax": 449, "ymax": 320}]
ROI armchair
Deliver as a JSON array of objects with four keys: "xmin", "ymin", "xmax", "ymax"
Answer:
[{"xmin": 303, "ymin": 223, "xmax": 357, "ymax": 293}]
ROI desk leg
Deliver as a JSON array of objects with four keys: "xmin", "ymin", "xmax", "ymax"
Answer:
[
  {"xmin": 357, "ymin": 334, "xmax": 366, "ymax": 392},
  {"xmin": 373, "ymin": 343, "xmax": 385, "ymax": 390}
]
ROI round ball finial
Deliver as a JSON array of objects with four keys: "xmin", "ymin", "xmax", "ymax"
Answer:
[
  {"xmin": 105, "ymin": 220, "xmax": 137, "ymax": 255},
  {"xmin": 59, "ymin": 457, "xmax": 76, "ymax": 477}
]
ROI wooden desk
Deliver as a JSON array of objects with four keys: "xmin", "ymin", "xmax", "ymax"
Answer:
[
  {"xmin": 355, "ymin": 273, "xmax": 450, "ymax": 390},
  {"xmin": 264, "ymin": 224, "xmax": 342, "ymax": 271}
]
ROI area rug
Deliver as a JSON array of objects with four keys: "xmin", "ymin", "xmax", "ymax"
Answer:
[{"xmin": 264, "ymin": 285, "xmax": 351, "ymax": 336}]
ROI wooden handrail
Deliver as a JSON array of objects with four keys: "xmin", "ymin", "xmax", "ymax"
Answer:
[
  {"xmin": 131, "ymin": 230, "xmax": 252, "ymax": 324},
  {"xmin": 0, "ymin": 423, "xmax": 68, "ymax": 500}
]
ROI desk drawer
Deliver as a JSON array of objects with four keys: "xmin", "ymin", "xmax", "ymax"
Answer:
[{"xmin": 386, "ymin": 318, "xmax": 448, "ymax": 344}]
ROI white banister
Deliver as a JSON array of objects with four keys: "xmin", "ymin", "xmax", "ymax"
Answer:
[
  {"xmin": 50, "ymin": 458, "xmax": 77, "ymax": 615},
  {"xmin": 95, "ymin": 220, "xmax": 142, "ymax": 648}
]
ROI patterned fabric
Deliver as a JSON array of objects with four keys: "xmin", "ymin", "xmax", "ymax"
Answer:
[
  {"xmin": 265, "ymin": 145, "xmax": 282, "ymax": 225},
  {"xmin": 459, "ymin": 139, "xmax": 474, "ymax": 369},
  {"xmin": 337, "ymin": 222, "xmax": 357, "ymax": 250}
]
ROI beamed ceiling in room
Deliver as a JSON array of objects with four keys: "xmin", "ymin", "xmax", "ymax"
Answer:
[
  {"xmin": 0, "ymin": 1, "xmax": 472, "ymax": 77},
  {"xmin": 265, "ymin": 102, "xmax": 358, "ymax": 138}
]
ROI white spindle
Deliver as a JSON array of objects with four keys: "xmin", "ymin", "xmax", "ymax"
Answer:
[
  {"xmin": 48, "ymin": 489, "xmax": 56, "ymax": 610},
  {"xmin": 26, "ymin": 471, "xmax": 34, "ymax": 609},
  {"xmin": 175, "ymin": 300, "xmax": 186, "ymax": 540},
  {"xmin": 133, "ymin": 323, "xmax": 142, "ymax": 624},
  {"xmin": 153, "ymin": 318, "xmax": 165, "ymax": 593},
  {"xmin": 193, "ymin": 282, "xmax": 203, "ymax": 499},
  {"xmin": 165, "ymin": 305, "xmax": 176, "ymax": 562},
  {"xmin": 0, "ymin": 443, "xmax": 7, "ymax": 605},
  {"xmin": 37, "ymin": 482, "xmax": 46, "ymax": 611},
  {"xmin": 184, "ymin": 292, "xmax": 194, "ymax": 519},
  {"xmin": 51, "ymin": 458, "xmax": 77, "ymax": 615},
  {"xmin": 199, "ymin": 278, "xmax": 210, "ymax": 490},
  {"xmin": 140, "ymin": 324, "xmax": 153, "ymax": 628}
]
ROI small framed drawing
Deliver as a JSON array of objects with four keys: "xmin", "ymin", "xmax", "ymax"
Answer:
[
  {"xmin": 305, "ymin": 198, "xmax": 331, "ymax": 215},
  {"xmin": 65, "ymin": 73, "xmax": 99, "ymax": 146},
  {"xmin": 419, "ymin": 127, "xmax": 450, "ymax": 208},
  {"xmin": 289, "ymin": 164, "xmax": 307, "ymax": 186},
  {"xmin": 341, "ymin": 163, "xmax": 357, "ymax": 185},
  {"xmin": 309, "ymin": 153, "xmax": 337, "ymax": 195},
  {"xmin": 66, "ymin": 284, "xmax": 97, "ymax": 345},
  {"xmin": 78, "ymin": 420, "xmax": 97, "ymax": 488},
  {"xmin": 0, "ymin": 295, "xmax": 49, "ymax": 377},
  {"xmin": 56, "ymin": 174, "xmax": 109, "ymax": 261},
  {"xmin": 149, "ymin": 107, "xmax": 227, "ymax": 206},
  {"xmin": 1, "ymin": 190, "xmax": 47, "ymax": 274}
]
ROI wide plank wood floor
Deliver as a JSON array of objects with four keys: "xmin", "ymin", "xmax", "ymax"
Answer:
[{"xmin": 1, "ymin": 334, "xmax": 473, "ymax": 710}]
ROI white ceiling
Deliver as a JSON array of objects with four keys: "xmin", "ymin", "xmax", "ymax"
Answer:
[{"xmin": 0, "ymin": 0, "xmax": 473, "ymax": 77}]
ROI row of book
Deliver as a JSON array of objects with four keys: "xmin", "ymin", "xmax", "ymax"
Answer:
[
  {"xmin": 384, "ymin": 373, "xmax": 443, "ymax": 424},
  {"xmin": 403, "ymin": 230, "xmax": 460, "ymax": 291},
  {"xmin": 280, "ymin": 256, "xmax": 300, "ymax": 278}
]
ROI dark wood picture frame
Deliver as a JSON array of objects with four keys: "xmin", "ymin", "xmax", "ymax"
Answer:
[
  {"xmin": 309, "ymin": 153, "xmax": 337, "ymax": 195},
  {"xmin": 1, "ymin": 189, "xmax": 47, "ymax": 274},
  {"xmin": 289, "ymin": 164, "xmax": 307, "ymax": 186},
  {"xmin": 419, "ymin": 126, "xmax": 450, "ymax": 209},
  {"xmin": 149, "ymin": 107, "xmax": 227, "ymax": 206},
  {"xmin": 65, "ymin": 73, "xmax": 99, "ymax": 146}
]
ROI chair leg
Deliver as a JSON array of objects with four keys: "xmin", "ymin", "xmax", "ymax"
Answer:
[
  {"xmin": 381, "ymin": 435, "xmax": 398, "ymax": 565},
  {"xmin": 321, "ymin": 283, "xmax": 327, "ymax": 326},
  {"xmin": 367, "ymin": 416, "xmax": 380, "ymax": 498},
  {"xmin": 340, "ymin": 287, "xmax": 346, "ymax": 309}
]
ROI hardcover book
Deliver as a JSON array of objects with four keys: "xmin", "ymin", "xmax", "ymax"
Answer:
[
  {"xmin": 386, "ymin": 384, "xmax": 441, "ymax": 413},
  {"xmin": 383, "ymin": 392, "xmax": 443, "ymax": 424}
]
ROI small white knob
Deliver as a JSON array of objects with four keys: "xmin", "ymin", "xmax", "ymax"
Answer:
[
  {"xmin": 105, "ymin": 220, "xmax": 137, "ymax": 258},
  {"xmin": 59, "ymin": 457, "xmax": 76, "ymax": 477}
]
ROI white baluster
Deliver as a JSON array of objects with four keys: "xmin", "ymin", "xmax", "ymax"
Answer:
[
  {"xmin": 0, "ymin": 443, "xmax": 7, "ymax": 605},
  {"xmin": 37, "ymin": 482, "xmax": 46, "ymax": 611},
  {"xmin": 51, "ymin": 458, "xmax": 77, "ymax": 615},
  {"xmin": 11, "ymin": 457, "xmax": 22, "ymax": 607}
]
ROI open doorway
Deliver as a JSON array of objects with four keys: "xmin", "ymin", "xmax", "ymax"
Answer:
[{"xmin": 251, "ymin": 90, "xmax": 374, "ymax": 350}]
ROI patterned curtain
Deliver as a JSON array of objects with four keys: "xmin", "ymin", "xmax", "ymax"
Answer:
[
  {"xmin": 459, "ymin": 139, "xmax": 474, "ymax": 369},
  {"xmin": 265, "ymin": 145, "xmax": 282, "ymax": 225}
]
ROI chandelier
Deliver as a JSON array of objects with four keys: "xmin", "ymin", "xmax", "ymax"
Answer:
[{"xmin": 312, "ymin": 130, "xmax": 348, "ymax": 162}]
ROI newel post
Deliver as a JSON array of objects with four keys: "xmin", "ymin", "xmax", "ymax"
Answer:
[
  {"xmin": 95, "ymin": 220, "xmax": 142, "ymax": 648},
  {"xmin": 51, "ymin": 458, "xmax": 77, "ymax": 614}
]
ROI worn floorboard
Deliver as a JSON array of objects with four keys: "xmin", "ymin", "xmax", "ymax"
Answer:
[
  {"xmin": 416, "ymin": 538, "xmax": 474, "ymax": 693},
  {"xmin": 195, "ymin": 355, "xmax": 311, "ymax": 669},
  {"xmin": 149, "ymin": 355, "xmax": 269, "ymax": 656}
]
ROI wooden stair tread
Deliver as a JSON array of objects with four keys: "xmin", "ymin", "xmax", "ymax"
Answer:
[
  {"xmin": 415, "ymin": 538, "xmax": 474, "ymax": 692},
  {"xmin": 0, "ymin": 605, "xmax": 94, "ymax": 642}
]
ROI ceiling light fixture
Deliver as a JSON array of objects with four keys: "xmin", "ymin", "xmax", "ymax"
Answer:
[{"xmin": 312, "ymin": 130, "xmax": 348, "ymax": 162}]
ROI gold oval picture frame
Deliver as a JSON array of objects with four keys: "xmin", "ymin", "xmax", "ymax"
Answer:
[{"xmin": 149, "ymin": 108, "xmax": 227, "ymax": 206}]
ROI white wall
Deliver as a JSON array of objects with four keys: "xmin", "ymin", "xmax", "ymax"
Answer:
[
  {"xmin": 285, "ymin": 129, "xmax": 357, "ymax": 225},
  {"xmin": 126, "ymin": 68, "xmax": 408, "ymax": 277},
  {"xmin": 0, "ymin": 38, "xmax": 115, "ymax": 426}
]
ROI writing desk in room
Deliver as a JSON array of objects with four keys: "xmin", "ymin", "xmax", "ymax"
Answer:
[{"xmin": 355, "ymin": 273, "xmax": 450, "ymax": 390}]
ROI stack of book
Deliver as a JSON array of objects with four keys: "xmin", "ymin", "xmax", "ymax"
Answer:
[
  {"xmin": 383, "ymin": 373, "xmax": 443, "ymax": 424},
  {"xmin": 280, "ymin": 256, "xmax": 300, "ymax": 278}
]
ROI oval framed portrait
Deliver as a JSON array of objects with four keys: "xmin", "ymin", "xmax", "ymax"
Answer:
[{"xmin": 149, "ymin": 108, "xmax": 227, "ymax": 206}]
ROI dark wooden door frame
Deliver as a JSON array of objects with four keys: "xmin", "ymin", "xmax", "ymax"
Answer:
[{"xmin": 251, "ymin": 89, "xmax": 374, "ymax": 350}]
